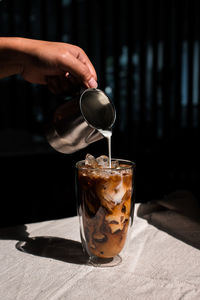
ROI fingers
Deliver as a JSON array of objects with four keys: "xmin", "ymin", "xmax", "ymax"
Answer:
[
  {"xmin": 59, "ymin": 46, "xmax": 98, "ymax": 89},
  {"xmin": 75, "ymin": 47, "xmax": 97, "ymax": 81}
]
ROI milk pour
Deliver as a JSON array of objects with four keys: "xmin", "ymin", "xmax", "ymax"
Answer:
[{"xmin": 98, "ymin": 129, "xmax": 112, "ymax": 168}]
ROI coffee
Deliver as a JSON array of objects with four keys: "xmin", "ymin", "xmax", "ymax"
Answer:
[{"xmin": 76, "ymin": 155, "xmax": 133, "ymax": 258}]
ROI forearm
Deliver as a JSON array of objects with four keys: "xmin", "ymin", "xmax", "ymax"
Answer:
[{"xmin": 0, "ymin": 37, "xmax": 28, "ymax": 79}]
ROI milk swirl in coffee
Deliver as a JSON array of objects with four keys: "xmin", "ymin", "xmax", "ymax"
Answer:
[{"xmin": 77, "ymin": 151, "xmax": 133, "ymax": 259}]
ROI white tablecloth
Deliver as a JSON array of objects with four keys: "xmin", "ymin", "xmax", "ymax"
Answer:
[{"xmin": 0, "ymin": 196, "xmax": 200, "ymax": 300}]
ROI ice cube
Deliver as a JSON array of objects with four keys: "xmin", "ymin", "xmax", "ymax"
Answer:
[
  {"xmin": 111, "ymin": 160, "xmax": 120, "ymax": 169},
  {"xmin": 110, "ymin": 181, "xmax": 126, "ymax": 204},
  {"xmin": 96, "ymin": 155, "xmax": 109, "ymax": 168},
  {"xmin": 85, "ymin": 154, "xmax": 98, "ymax": 168}
]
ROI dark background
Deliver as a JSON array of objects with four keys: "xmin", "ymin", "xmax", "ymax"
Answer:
[{"xmin": 0, "ymin": 0, "xmax": 200, "ymax": 226}]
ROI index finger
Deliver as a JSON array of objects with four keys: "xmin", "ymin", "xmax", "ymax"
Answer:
[{"xmin": 74, "ymin": 47, "xmax": 97, "ymax": 81}]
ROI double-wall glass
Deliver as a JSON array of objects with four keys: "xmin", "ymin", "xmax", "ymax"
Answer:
[{"xmin": 75, "ymin": 159, "xmax": 135, "ymax": 267}]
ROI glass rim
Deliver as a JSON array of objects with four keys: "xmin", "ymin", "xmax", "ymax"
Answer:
[{"xmin": 75, "ymin": 158, "xmax": 135, "ymax": 171}]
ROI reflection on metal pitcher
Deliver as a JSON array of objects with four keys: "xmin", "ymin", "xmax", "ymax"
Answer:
[{"xmin": 45, "ymin": 88, "xmax": 116, "ymax": 154}]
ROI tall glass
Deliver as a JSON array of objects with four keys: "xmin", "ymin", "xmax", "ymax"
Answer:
[{"xmin": 75, "ymin": 159, "xmax": 135, "ymax": 267}]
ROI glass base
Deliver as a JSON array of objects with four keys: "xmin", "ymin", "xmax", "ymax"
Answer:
[{"xmin": 88, "ymin": 254, "xmax": 122, "ymax": 267}]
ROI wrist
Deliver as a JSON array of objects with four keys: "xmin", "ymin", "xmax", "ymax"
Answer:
[{"xmin": 0, "ymin": 37, "xmax": 31, "ymax": 78}]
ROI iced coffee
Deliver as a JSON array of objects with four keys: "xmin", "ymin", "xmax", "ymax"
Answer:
[{"xmin": 76, "ymin": 154, "xmax": 134, "ymax": 261}]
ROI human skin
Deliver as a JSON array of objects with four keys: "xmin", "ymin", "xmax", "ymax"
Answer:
[{"xmin": 0, "ymin": 37, "xmax": 98, "ymax": 94}]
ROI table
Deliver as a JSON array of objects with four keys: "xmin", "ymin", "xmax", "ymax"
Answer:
[{"xmin": 0, "ymin": 196, "xmax": 200, "ymax": 300}]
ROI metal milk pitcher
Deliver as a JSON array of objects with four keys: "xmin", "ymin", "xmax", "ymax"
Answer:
[{"xmin": 46, "ymin": 88, "xmax": 116, "ymax": 154}]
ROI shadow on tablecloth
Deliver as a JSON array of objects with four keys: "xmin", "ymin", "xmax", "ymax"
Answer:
[
  {"xmin": 137, "ymin": 190, "xmax": 200, "ymax": 250},
  {"xmin": 16, "ymin": 236, "xmax": 89, "ymax": 265},
  {"xmin": 0, "ymin": 221, "xmax": 89, "ymax": 265}
]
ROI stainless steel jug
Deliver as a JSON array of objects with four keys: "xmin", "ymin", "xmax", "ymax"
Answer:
[{"xmin": 46, "ymin": 88, "xmax": 116, "ymax": 154}]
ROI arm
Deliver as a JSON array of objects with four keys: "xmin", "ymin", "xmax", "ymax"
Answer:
[
  {"xmin": 0, "ymin": 37, "xmax": 97, "ymax": 93},
  {"xmin": 0, "ymin": 37, "xmax": 23, "ymax": 79}
]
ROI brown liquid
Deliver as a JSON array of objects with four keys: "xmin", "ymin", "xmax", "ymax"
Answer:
[{"xmin": 78, "ymin": 164, "xmax": 133, "ymax": 258}]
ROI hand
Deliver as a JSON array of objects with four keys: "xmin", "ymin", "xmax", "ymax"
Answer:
[
  {"xmin": 0, "ymin": 37, "xmax": 98, "ymax": 95},
  {"xmin": 21, "ymin": 39, "xmax": 98, "ymax": 94}
]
